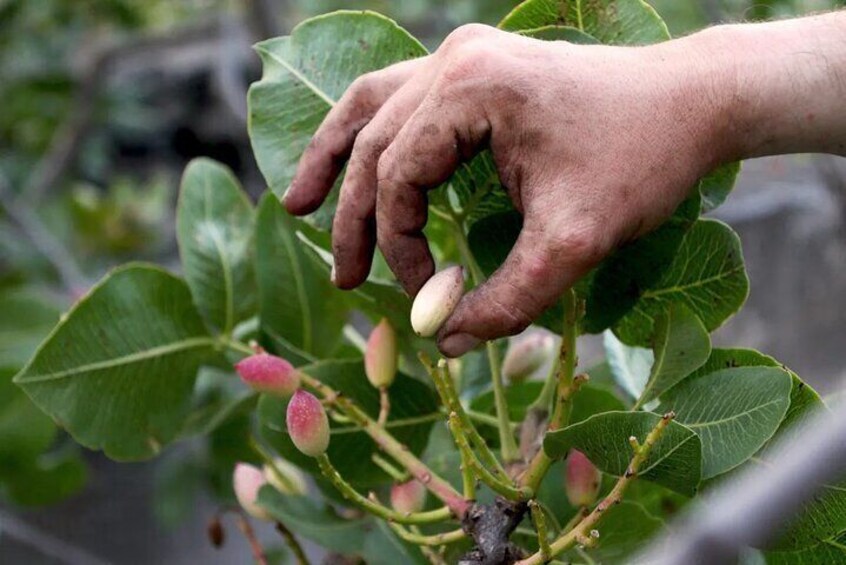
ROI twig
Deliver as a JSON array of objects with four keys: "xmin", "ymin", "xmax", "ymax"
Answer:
[
  {"xmin": 275, "ymin": 521, "xmax": 309, "ymax": 565},
  {"xmin": 371, "ymin": 453, "xmax": 409, "ymax": 482},
  {"xmin": 422, "ymin": 355, "xmax": 509, "ymax": 481},
  {"xmin": 528, "ymin": 501, "xmax": 551, "ymax": 561},
  {"xmin": 315, "ymin": 454, "xmax": 453, "ymax": 525},
  {"xmin": 516, "ymin": 412, "xmax": 677, "ymax": 565},
  {"xmin": 387, "ymin": 523, "xmax": 466, "ymax": 546},
  {"xmin": 377, "ymin": 386, "xmax": 390, "ymax": 427},
  {"xmin": 448, "ymin": 413, "xmax": 533, "ymax": 501},
  {"xmin": 234, "ymin": 511, "xmax": 268, "ymax": 565}
]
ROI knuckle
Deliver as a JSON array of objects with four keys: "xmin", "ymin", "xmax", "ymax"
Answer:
[
  {"xmin": 440, "ymin": 23, "xmax": 494, "ymax": 53},
  {"xmin": 345, "ymin": 73, "xmax": 378, "ymax": 106}
]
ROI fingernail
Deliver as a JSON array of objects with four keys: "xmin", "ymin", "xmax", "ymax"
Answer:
[
  {"xmin": 330, "ymin": 265, "xmax": 337, "ymax": 285},
  {"xmin": 439, "ymin": 333, "xmax": 480, "ymax": 357}
]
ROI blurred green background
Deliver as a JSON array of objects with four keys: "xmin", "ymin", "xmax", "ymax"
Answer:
[{"xmin": 0, "ymin": 0, "xmax": 843, "ymax": 563}]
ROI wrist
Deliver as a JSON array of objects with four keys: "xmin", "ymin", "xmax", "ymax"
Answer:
[{"xmin": 678, "ymin": 13, "xmax": 846, "ymax": 160}]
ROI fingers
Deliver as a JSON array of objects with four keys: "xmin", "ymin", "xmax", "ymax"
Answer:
[
  {"xmin": 437, "ymin": 222, "xmax": 610, "ymax": 357},
  {"xmin": 283, "ymin": 58, "xmax": 424, "ymax": 216},
  {"xmin": 331, "ymin": 82, "xmax": 428, "ymax": 289},
  {"xmin": 376, "ymin": 92, "xmax": 491, "ymax": 295}
]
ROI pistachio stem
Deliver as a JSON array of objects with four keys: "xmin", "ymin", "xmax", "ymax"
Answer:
[
  {"xmin": 316, "ymin": 454, "xmax": 454, "ymax": 524},
  {"xmin": 233, "ymin": 511, "xmax": 268, "ymax": 565},
  {"xmin": 249, "ymin": 436, "xmax": 300, "ymax": 495},
  {"xmin": 529, "ymin": 500, "xmax": 551, "ymax": 562},
  {"xmin": 377, "ymin": 386, "xmax": 390, "ymax": 427},
  {"xmin": 463, "ymin": 408, "xmax": 519, "ymax": 431},
  {"xmin": 519, "ymin": 291, "xmax": 582, "ymax": 491},
  {"xmin": 388, "ymin": 522, "xmax": 467, "ymax": 546},
  {"xmin": 448, "ymin": 213, "xmax": 520, "ymax": 463},
  {"xmin": 372, "ymin": 453, "xmax": 409, "ymax": 482},
  {"xmin": 516, "ymin": 412, "xmax": 677, "ymax": 565},
  {"xmin": 422, "ymin": 354, "xmax": 509, "ymax": 481},
  {"xmin": 411, "ymin": 526, "xmax": 449, "ymax": 565},
  {"xmin": 274, "ymin": 521, "xmax": 310, "ymax": 565},
  {"xmin": 448, "ymin": 413, "xmax": 533, "ymax": 501}
]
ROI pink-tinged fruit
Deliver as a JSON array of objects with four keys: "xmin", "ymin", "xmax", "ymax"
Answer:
[
  {"xmin": 263, "ymin": 458, "xmax": 308, "ymax": 496},
  {"xmin": 390, "ymin": 479, "xmax": 427, "ymax": 515},
  {"xmin": 286, "ymin": 390, "xmax": 330, "ymax": 457},
  {"xmin": 235, "ymin": 353, "xmax": 300, "ymax": 398},
  {"xmin": 410, "ymin": 266, "xmax": 465, "ymax": 337},
  {"xmin": 565, "ymin": 449, "xmax": 602, "ymax": 507},
  {"xmin": 365, "ymin": 318, "xmax": 398, "ymax": 389},
  {"xmin": 233, "ymin": 462, "xmax": 273, "ymax": 521},
  {"xmin": 503, "ymin": 333, "xmax": 555, "ymax": 383}
]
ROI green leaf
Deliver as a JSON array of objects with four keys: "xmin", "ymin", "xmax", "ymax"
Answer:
[
  {"xmin": 658, "ymin": 366, "xmax": 791, "ymax": 479},
  {"xmin": 766, "ymin": 531, "xmax": 846, "ymax": 563},
  {"xmin": 544, "ymin": 411, "xmax": 702, "ymax": 496},
  {"xmin": 1, "ymin": 445, "xmax": 87, "ymax": 506},
  {"xmin": 248, "ymin": 11, "xmax": 427, "ymax": 230},
  {"xmin": 699, "ymin": 161, "xmax": 741, "ymax": 213},
  {"xmin": 176, "ymin": 158, "xmax": 256, "ymax": 335},
  {"xmin": 603, "ymin": 330, "xmax": 653, "ymax": 400},
  {"xmin": 613, "ymin": 219, "xmax": 749, "ymax": 345},
  {"xmin": 178, "ymin": 367, "xmax": 258, "ymax": 439},
  {"xmin": 14, "ymin": 264, "xmax": 219, "ymax": 460},
  {"xmin": 499, "ymin": 0, "xmax": 670, "ymax": 45},
  {"xmin": 362, "ymin": 521, "xmax": 428, "ymax": 565},
  {"xmin": 0, "ymin": 287, "xmax": 61, "ymax": 370},
  {"xmin": 258, "ymin": 486, "xmax": 369, "ymax": 554},
  {"xmin": 581, "ymin": 194, "xmax": 700, "ymax": 335},
  {"xmin": 637, "ymin": 303, "xmax": 710, "ymax": 406},
  {"xmin": 259, "ymin": 359, "xmax": 438, "ymax": 487},
  {"xmin": 517, "ymin": 25, "xmax": 601, "ymax": 43},
  {"xmin": 255, "ymin": 193, "xmax": 347, "ymax": 358}
]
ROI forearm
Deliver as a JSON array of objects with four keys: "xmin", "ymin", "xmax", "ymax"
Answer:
[{"xmin": 681, "ymin": 11, "xmax": 846, "ymax": 160}]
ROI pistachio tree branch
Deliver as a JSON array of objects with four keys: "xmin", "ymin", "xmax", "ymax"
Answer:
[
  {"xmin": 421, "ymin": 354, "xmax": 509, "ymax": 481},
  {"xmin": 529, "ymin": 500, "xmax": 551, "ymax": 561},
  {"xmin": 316, "ymin": 454, "xmax": 454, "ymax": 525},
  {"xmin": 516, "ymin": 412, "xmax": 677, "ymax": 565},
  {"xmin": 387, "ymin": 522, "xmax": 467, "ymax": 546},
  {"xmin": 372, "ymin": 453, "xmax": 409, "ymax": 482},
  {"xmin": 233, "ymin": 510, "xmax": 268, "ymax": 565},
  {"xmin": 448, "ymin": 413, "xmax": 533, "ymax": 501}
]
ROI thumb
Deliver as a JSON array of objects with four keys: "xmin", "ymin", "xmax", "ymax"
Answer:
[{"xmin": 437, "ymin": 222, "xmax": 606, "ymax": 357}]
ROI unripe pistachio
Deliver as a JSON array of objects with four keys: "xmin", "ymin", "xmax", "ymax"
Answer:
[
  {"xmin": 410, "ymin": 266, "xmax": 465, "ymax": 337},
  {"xmin": 565, "ymin": 449, "xmax": 601, "ymax": 507},
  {"xmin": 233, "ymin": 462, "xmax": 273, "ymax": 521},
  {"xmin": 502, "ymin": 333, "xmax": 555, "ymax": 383},
  {"xmin": 390, "ymin": 479, "xmax": 427, "ymax": 514},
  {"xmin": 235, "ymin": 353, "xmax": 300, "ymax": 398},
  {"xmin": 365, "ymin": 318, "xmax": 398, "ymax": 389},
  {"xmin": 286, "ymin": 390, "xmax": 330, "ymax": 457},
  {"xmin": 263, "ymin": 458, "xmax": 308, "ymax": 496}
]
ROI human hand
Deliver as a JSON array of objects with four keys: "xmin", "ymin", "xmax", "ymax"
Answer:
[{"xmin": 281, "ymin": 20, "xmax": 843, "ymax": 357}]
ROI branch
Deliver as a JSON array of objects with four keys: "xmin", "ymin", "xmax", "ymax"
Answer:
[
  {"xmin": 274, "ymin": 521, "xmax": 310, "ymax": 565},
  {"xmin": 315, "ymin": 454, "xmax": 453, "ymax": 525},
  {"xmin": 387, "ymin": 523, "xmax": 466, "ymax": 546},
  {"xmin": 516, "ymin": 412, "xmax": 677, "ymax": 565}
]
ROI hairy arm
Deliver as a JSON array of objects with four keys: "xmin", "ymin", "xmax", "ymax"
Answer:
[{"xmin": 284, "ymin": 11, "xmax": 846, "ymax": 357}]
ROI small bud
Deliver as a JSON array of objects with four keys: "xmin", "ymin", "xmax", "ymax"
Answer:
[
  {"xmin": 263, "ymin": 458, "xmax": 308, "ymax": 496},
  {"xmin": 502, "ymin": 333, "xmax": 554, "ymax": 383},
  {"xmin": 390, "ymin": 479, "xmax": 427, "ymax": 514},
  {"xmin": 235, "ymin": 353, "xmax": 300, "ymax": 398},
  {"xmin": 565, "ymin": 449, "xmax": 601, "ymax": 507},
  {"xmin": 365, "ymin": 318, "xmax": 398, "ymax": 389},
  {"xmin": 410, "ymin": 266, "xmax": 465, "ymax": 337},
  {"xmin": 233, "ymin": 463, "xmax": 272, "ymax": 521},
  {"xmin": 286, "ymin": 390, "xmax": 330, "ymax": 457},
  {"xmin": 207, "ymin": 516, "xmax": 225, "ymax": 548}
]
